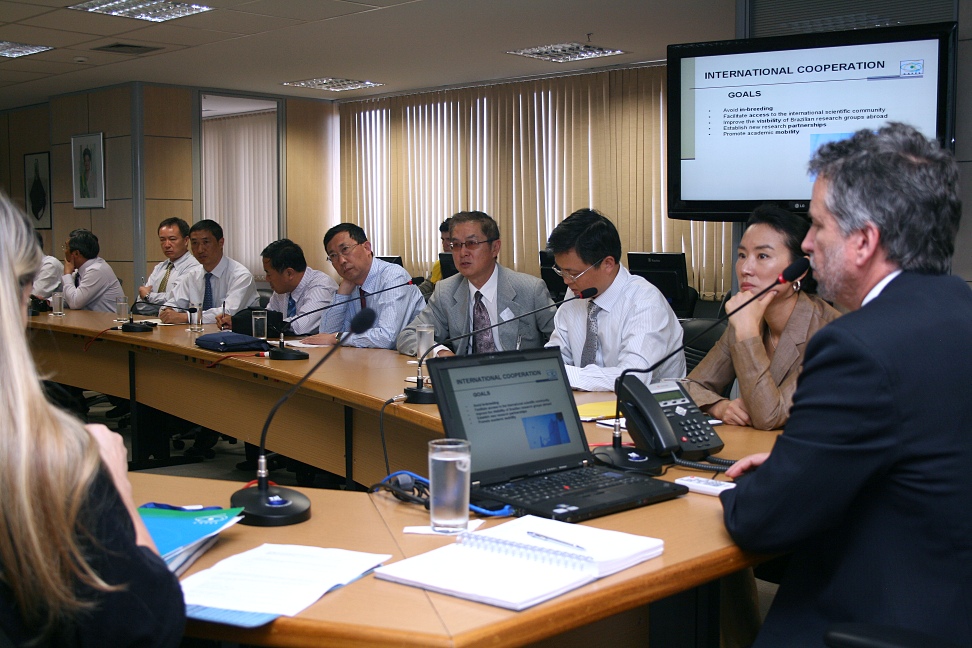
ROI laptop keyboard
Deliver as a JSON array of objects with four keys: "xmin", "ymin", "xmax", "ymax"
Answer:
[{"xmin": 479, "ymin": 467, "xmax": 646, "ymax": 505}]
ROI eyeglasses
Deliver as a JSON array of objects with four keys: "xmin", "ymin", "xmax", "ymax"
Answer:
[
  {"xmin": 327, "ymin": 242, "xmax": 362, "ymax": 263},
  {"xmin": 552, "ymin": 257, "xmax": 605, "ymax": 282},
  {"xmin": 449, "ymin": 238, "xmax": 497, "ymax": 251}
]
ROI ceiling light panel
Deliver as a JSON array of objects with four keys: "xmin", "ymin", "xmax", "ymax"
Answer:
[
  {"xmin": 282, "ymin": 78, "xmax": 384, "ymax": 92},
  {"xmin": 68, "ymin": 1, "xmax": 213, "ymax": 23},
  {"xmin": 0, "ymin": 42, "xmax": 54, "ymax": 58},
  {"xmin": 507, "ymin": 42, "xmax": 625, "ymax": 63}
]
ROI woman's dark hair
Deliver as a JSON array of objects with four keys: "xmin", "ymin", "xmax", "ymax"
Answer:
[{"xmin": 745, "ymin": 205, "xmax": 817, "ymax": 294}]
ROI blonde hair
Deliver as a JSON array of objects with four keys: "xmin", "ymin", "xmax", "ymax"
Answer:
[{"xmin": 0, "ymin": 192, "xmax": 109, "ymax": 640}]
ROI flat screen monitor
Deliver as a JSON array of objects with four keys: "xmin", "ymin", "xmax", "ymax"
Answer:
[
  {"xmin": 667, "ymin": 22, "xmax": 956, "ymax": 221},
  {"xmin": 438, "ymin": 253, "xmax": 459, "ymax": 279},
  {"xmin": 627, "ymin": 252, "xmax": 689, "ymax": 304}
]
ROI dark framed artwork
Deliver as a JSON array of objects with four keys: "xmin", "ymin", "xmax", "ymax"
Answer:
[
  {"xmin": 24, "ymin": 152, "xmax": 52, "ymax": 229},
  {"xmin": 71, "ymin": 132, "xmax": 105, "ymax": 209}
]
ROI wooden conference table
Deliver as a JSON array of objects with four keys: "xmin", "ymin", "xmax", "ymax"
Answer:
[
  {"xmin": 32, "ymin": 310, "xmax": 781, "ymax": 647},
  {"xmin": 133, "ymin": 421, "xmax": 775, "ymax": 648}
]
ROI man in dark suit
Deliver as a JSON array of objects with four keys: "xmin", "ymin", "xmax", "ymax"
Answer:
[
  {"xmin": 397, "ymin": 211, "xmax": 554, "ymax": 356},
  {"xmin": 721, "ymin": 123, "xmax": 972, "ymax": 646}
]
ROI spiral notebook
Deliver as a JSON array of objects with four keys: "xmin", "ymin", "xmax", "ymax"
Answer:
[{"xmin": 373, "ymin": 515, "xmax": 664, "ymax": 610}]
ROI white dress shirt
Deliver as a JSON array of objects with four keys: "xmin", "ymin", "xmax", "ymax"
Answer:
[
  {"xmin": 267, "ymin": 267, "xmax": 337, "ymax": 335},
  {"xmin": 142, "ymin": 252, "xmax": 201, "ymax": 304},
  {"xmin": 32, "ymin": 255, "xmax": 64, "ymax": 299},
  {"xmin": 546, "ymin": 266, "xmax": 685, "ymax": 391},
  {"xmin": 164, "ymin": 255, "xmax": 259, "ymax": 324},
  {"xmin": 320, "ymin": 258, "xmax": 425, "ymax": 349},
  {"xmin": 61, "ymin": 257, "xmax": 125, "ymax": 313}
]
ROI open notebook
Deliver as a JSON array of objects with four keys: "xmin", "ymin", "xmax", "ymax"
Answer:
[{"xmin": 373, "ymin": 515, "xmax": 664, "ymax": 610}]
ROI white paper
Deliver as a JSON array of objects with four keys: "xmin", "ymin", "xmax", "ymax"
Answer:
[{"xmin": 180, "ymin": 543, "xmax": 390, "ymax": 617}]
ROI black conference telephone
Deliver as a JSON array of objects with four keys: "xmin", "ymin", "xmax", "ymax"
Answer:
[{"xmin": 617, "ymin": 375, "xmax": 724, "ymax": 463}]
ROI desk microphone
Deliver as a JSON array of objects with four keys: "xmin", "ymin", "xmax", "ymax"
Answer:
[
  {"xmin": 119, "ymin": 299, "xmax": 179, "ymax": 333},
  {"xmin": 404, "ymin": 287, "xmax": 598, "ymax": 404},
  {"xmin": 598, "ymin": 257, "xmax": 811, "ymax": 469},
  {"xmin": 269, "ymin": 278, "xmax": 424, "ymax": 361},
  {"xmin": 231, "ymin": 307, "xmax": 377, "ymax": 526}
]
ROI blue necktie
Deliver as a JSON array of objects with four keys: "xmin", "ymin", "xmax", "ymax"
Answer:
[
  {"xmin": 287, "ymin": 295, "xmax": 297, "ymax": 318},
  {"xmin": 203, "ymin": 272, "xmax": 214, "ymax": 311}
]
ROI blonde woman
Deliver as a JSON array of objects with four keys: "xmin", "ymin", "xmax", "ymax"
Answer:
[{"xmin": 0, "ymin": 193, "xmax": 184, "ymax": 646}]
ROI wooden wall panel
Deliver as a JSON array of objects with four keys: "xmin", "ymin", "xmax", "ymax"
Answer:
[
  {"xmin": 50, "ymin": 143, "xmax": 73, "ymax": 204},
  {"xmin": 104, "ymin": 134, "xmax": 132, "ymax": 200},
  {"xmin": 144, "ymin": 199, "xmax": 193, "ymax": 262},
  {"xmin": 5, "ymin": 106, "xmax": 50, "ymax": 211},
  {"xmin": 143, "ymin": 136, "xmax": 192, "ymax": 200},
  {"xmin": 0, "ymin": 113, "xmax": 10, "ymax": 196},
  {"xmin": 52, "ymin": 203, "xmax": 92, "ymax": 251},
  {"xmin": 143, "ymin": 86, "xmax": 191, "ymax": 138},
  {"xmin": 88, "ymin": 85, "xmax": 132, "ymax": 138},
  {"xmin": 95, "ymin": 198, "xmax": 133, "ymax": 261},
  {"xmin": 50, "ymin": 94, "xmax": 88, "ymax": 145}
]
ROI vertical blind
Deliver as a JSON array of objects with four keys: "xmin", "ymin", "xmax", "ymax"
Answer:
[
  {"xmin": 201, "ymin": 110, "xmax": 278, "ymax": 277},
  {"xmin": 338, "ymin": 67, "xmax": 735, "ymax": 299}
]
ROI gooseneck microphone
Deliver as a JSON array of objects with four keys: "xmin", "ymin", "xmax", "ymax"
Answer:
[
  {"xmin": 599, "ymin": 257, "xmax": 811, "ymax": 468},
  {"xmin": 268, "ymin": 278, "xmax": 423, "ymax": 361},
  {"xmin": 231, "ymin": 307, "xmax": 377, "ymax": 526},
  {"xmin": 404, "ymin": 287, "xmax": 599, "ymax": 404},
  {"xmin": 118, "ymin": 304, "xmax": 197, "ymax": 332}
]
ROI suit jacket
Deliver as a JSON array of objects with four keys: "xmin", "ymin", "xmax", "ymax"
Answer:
[
  {"xmin": 683, "ymin": 292, "xmax": 841, "ymax": 429},
  {"xmin": 721, "ymin": 272, "xmax": 972, "ymax": 647},
  {"xmin": 397, "ymin": 264, "xmax": 554, "ymax": 355}
]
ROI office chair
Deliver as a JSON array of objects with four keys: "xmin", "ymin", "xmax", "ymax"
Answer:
[
  {"xmin": 672, "ymin": 286, "xmax": 699, "ymax": 319},
  {"xmin": 680, "ymin": 318, "xmax": 728, "ymax": 375},
  {"xmin": 824, "ymin": 622, "xmax": 962, "ymax": 648}
]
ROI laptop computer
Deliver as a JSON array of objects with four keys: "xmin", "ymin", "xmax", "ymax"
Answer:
[{"xmin": 426, "ymin": 348, "xmax": 687, "ymax": 522}]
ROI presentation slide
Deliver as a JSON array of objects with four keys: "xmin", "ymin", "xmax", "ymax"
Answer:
[
  {"xmin": 680, "ymin": 38, "xmax": 941, "ymax": 201},
  {"xmin": 444, "ymin": 361, "xmax": 583, "ymax": 473}
]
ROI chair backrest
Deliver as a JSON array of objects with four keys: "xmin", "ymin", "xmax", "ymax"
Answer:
[
  {"xmin": 538, "ymin": 250, "xmax": 567, "ymax": 302},
  {"xmin": 681, "ymin": 317, "xmax": 728, "ymax": 374}
]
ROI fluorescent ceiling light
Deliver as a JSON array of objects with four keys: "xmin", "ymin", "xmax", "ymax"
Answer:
[
  {"xmin": 0, "ymin": 41, "xmax": 54, "ymax": 58},
  {"xmin": 282, "ymin": 78, "xmax": 384, "ymax": 92},
  {"xmin": 508, "ymin": 42, "xmax": 625, "ymax": 63},
  {"xmin": 68, "ymin": 0, "xmax": 213, "ymax": 22}
]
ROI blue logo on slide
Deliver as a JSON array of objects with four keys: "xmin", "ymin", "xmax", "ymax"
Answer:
[{"xmin": 900, "ymin": 60, "xmax": 923, "ymax": 77}]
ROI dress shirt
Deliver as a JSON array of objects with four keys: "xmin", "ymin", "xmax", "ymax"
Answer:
[
  {"xmin": 267, "ymin": 267, "xmax": 337, "ymax": 335},
  {"xmin": 319, "ymin": 258, "xmax": 425, "ymax": 348},
  {"xmin": 683, "ymin": 291, "xmax": 841, "ymax": 430},
  {"xmin": 32, "ymin": 255, "xmax": 64, "ymax": 299},
  {"xmin": 164, "ymin": 255, "xmax": 259, "ymax": 324},
  {"xmin": 142, "ymin": 252, "xmax": 201, "ymax": 305},
  {"xmin": 61, "ymin": 257, "xmax": 125, "ymax": 312},
  {"xmin": 546, "ymin": 266, "xmax": 685, "ymax": 391}
]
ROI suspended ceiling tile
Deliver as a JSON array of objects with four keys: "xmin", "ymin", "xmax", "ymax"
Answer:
[
  {"xmin": 20, "ymin": 8, "xmax": 146, "ymax": 36},
  {"xmin": 118, "ymin": 23, "xmax": 240, "ymax": 46},
  {"xmin": 231, "ymin": 0, "xmax": 375, "ymax": 22},
  {"xmin": 168, "ymin": 7, "xmax": 301, "ymax": 34},
  {"xmin": 0, "ymin": 23, "xmax": 99, "ymax": 47},
  {"xmin": 0, "ymin": 1, "xmax": 57, "ymax": 22}
]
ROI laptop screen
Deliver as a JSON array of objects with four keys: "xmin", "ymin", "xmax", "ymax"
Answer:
[{"xmin": 427, "ymin": 348, "xmax": 592, "ymax": 485}]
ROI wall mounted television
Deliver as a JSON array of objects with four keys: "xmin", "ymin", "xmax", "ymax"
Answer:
[{"xmin": 667, "ymin": 22, "xmax": 956, "ymax": 222}]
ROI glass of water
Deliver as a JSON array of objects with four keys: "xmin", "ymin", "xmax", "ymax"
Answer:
[
  {"xmin": 50, "ymin": 292, "xmax": 64, "ymax": 316},
  {"xmin": 428, "ymin": 438, "xmax": 471, "ymax": 534},
  {"xmin": 251, "ymin": 310, "xmax": 268, "ymax": 340},
  {"xmin": 115, "ymin": 296, "xmax": 129, "ymax": 322},
  {"xmin": 187, "ymin": 302, "xmax": 204, "ymax": 332},
  {"xmin": 416, "ymin": 324, "xmax": 435, "ymax": 360}
]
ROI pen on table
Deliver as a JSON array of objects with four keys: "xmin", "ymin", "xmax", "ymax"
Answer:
[
  {"xmin": 526, "ymin": 531, "xmax": 586, "ymax": 551},
  {"xmin": 580, "ymin": 414, "xmax": 616, "ymax": 422}
]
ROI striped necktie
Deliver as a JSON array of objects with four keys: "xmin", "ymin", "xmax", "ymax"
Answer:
[
  {"xmin": 157, "ymin": 261, "xmax": 174, "ymax": 293},
  {"xmin": 203, "ymin": 272, "xmax": 214, "ymax": 311},
  {"xmin": 580, "ymin": 301, "xmax": 601, "ymax": 367},
  {"xmin": 287, "ymin": 295, "xmax": 297, "ymax": 318}
]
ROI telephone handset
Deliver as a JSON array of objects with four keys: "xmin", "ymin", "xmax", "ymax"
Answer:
[{"xmin": 617, "ymin": 376, "xmax": 724, "ymax": 462}]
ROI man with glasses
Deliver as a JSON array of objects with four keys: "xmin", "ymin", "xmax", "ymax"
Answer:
[
  {"xmin": 398, "ymin": 210, "xmax": 554, "ymax": 357},
  {"xmin": 303, "ymin": 223, "xmax": 425, "ymax": 348},
  {"xmin": 545, "ymin": 208, "xmax": 684, "ymax": 391}
]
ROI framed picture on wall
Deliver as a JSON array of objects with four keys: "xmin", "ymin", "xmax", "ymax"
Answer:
[
  {"xmin": 71, "ymin": 133, "xmax": 105, "ymax": 209},
  {"xmin": 24, "ymin": 152, "xmax": 52, "ymax": 229}
]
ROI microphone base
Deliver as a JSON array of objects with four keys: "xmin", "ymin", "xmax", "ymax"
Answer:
[
  {"xmin": 122, "ymin": 321, "xmax": 153, "ymax": 333},
  {"xmin": 594, "ymin": 445, "xmax": 663, "ymax": 475},
  {"xmin": 269, "ymin": 346, "xmax": 309, "ymax": 361},
  {"xmin": 231, "ymin": 483, "xmax": 312, "ymax": 526},
  {"xmin": 404, "ymin": 384, "xmax": 436, "ymax": 404}
]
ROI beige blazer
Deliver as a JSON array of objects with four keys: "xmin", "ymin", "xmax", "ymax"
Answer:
[{"xmin": 683, "ymin": 292, "xmax": 841, "ymax": 430}]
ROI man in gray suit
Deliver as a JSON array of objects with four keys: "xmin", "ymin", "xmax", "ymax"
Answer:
[{"xmin": 398, "ymin": 211, "xmax": 554, "ymax": 357}]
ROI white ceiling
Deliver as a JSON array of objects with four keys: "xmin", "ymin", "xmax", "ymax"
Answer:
[{"xmin": 0, "ymin": 0, "xmax": 737, "ymax": 112}]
